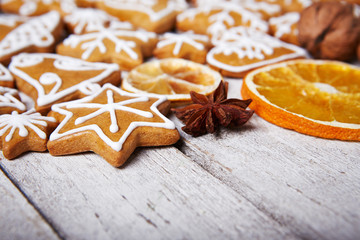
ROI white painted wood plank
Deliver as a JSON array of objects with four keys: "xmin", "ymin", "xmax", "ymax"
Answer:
[
  {"xmin": 0, "ymin": 147, "xmax": 297, "ymax": 240},
  {"xmin": 0, "ymin": 168, "xmax": 59, "ymax": 240},
  {"xmin": 172, "ymin": 79, "xmax": 360, "ymax": 240}
]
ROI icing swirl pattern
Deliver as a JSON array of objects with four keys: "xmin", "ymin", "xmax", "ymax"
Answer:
[{"xmin": 9, "ymin": 53, "xmax": 120, "ymax": 108}]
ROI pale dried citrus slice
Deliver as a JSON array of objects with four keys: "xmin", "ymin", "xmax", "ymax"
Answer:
[
  {"xmin": 241, "ymin": 59, "xmax": 360, "ymax": 141},
  {"xmin": 122, "ymin": 58, "xmax": 223, "ymax": 104}
]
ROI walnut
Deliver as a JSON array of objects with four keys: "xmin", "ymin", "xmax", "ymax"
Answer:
[{"xmin": 298, "ymin": 2, "xmax": 360, "ymax": 61}]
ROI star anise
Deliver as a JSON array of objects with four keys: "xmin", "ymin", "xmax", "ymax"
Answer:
[{"xmin": 172, "ymin": 81, "xmax": 254, "ymax": 137}]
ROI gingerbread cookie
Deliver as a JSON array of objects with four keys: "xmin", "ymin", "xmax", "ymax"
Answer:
[
  {"xmin": 242, "ymin": 0, "xmax": 282, "ymax": 20},
  {"xmin": 193, "ymin": 0, "xmax": 282, "ymax": 20},
  {"xmin": 96, "ymin": 0, "xmax": 187, "ymax": 33},
  {"xmin": 47, "ymin": 83, "xmax": 180, "ymax": 167},
  {"xmin": 1, "ymin": 0, "xmax": 76, "ymax": 16},
  {"xmin": 9, "ymin": 53, "xmax": 121, "ymax": 114},
  {"xmin": 0, "ymin": 109, "xmax": 57, "ymax": 159},
  {"xmin": 206, "ymin": 26, "xmax": 307, "ymax": 78},
  {"xmin": 75, "ymin": 0, "xmax": 97, "ymax": 8},
  {"xmin": 269, "ymin": 12, "xmax": 300, "ymax": 46},
  {"xmin": 0, "ymin": 64, "xmax": 14, "ymax": 88},
  {"xmin": 0, "ymin": 86, "xmax": 26, "ymax": 114},
  {"xmin": 176, "ymin": 2, "xmax": 269, "ymax": 40},
  {"xmin": 0, "ymin": 11, "xmax": 63, "ymax": 65},
  {"xmin": 57, "ymin": 21, "xmax": 158, "ymax": 71},
  {"xmin": 267, "ymin": 0, "xmax": 312, "ymax": 13},
  {"xmin": 64, "ymin": 8, "xmax": 125, "ymax": 34},
  {"xmin": 153, "ymin": 31, "xmax": 210, "ymax": 63}
]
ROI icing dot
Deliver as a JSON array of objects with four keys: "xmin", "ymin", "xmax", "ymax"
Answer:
[{"xmin": 110, "ymin": 124, "xmax": 119, "ymax": 133}]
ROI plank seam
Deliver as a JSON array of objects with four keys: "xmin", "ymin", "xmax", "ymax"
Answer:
[
  {"xmin": 173, "ymin": 139, "xmax": 313, "ymax": 240},
  {"xmin": 0, "ymin": 164, "xmax": 65, "ymax": 240}
]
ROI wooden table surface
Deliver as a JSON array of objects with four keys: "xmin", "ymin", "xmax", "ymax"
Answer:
[{"xmin": 1, "ymin": 78, "xmax": 359, "ymax": 240}]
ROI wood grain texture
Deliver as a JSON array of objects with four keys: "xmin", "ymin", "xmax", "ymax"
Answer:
[
  {"xmin": 0, "ymin": 147, "xmax": 296, "ymax": 240},
  {"xmin": 1, "ymin": 78, "xmax": 359, "ymax": 240},
  {"xmin": 0, "ymin": 168, "xmax": 59, "ymax": 240},
  {"xmin": 172, "ymin": 79, "xmax": 360, "ymax": 240}
]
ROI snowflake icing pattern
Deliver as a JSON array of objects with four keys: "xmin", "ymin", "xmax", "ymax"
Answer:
[
  {"xmin": 178, "ymin": 2, "xmax": 268, "ymax": 37},
  {"xmin": 63, "ymin": 22, "xmax": 156, "ymax": 60},
  {"xmin": 67, "ymin": 89, "xmax": 153, "ymax": 133},
  {"xmin": 64, "ymin": 8, "xmax": 122, "ymax": 34},
  {"xmin": 0, "ymin": 109, "xmax": 55, "ymax": 142},
  {"xmin": 210, "ymin": 27, "xmax": 281, "ymax": 60},
  {"xmin": 50, "ymin": 84, "xmax": 175, "ymax": 152},
  {"xmin": 157, "ymin": 32, "xmax": 208, "ymax": 55},
  {"xmin": 0, "ymin": 87, "xmax": 26, "ymax": 111}
]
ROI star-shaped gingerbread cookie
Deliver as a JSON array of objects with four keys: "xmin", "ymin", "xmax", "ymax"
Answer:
[
  {"xmin": 0, "ymin": 109, "xmax": 58, "ymax": 159},
  {"xmin": 47, "ymin": 84, "xmax": 180, "ymax": 167}
]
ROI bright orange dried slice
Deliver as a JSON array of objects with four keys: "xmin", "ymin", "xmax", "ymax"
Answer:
[
  {"xmin": 241, "ymin": 59, "xmax": 360, "ymax": 141},
  {"xmin": 122, "ymin": 58, "xmax": 223, "ymax": 104}
]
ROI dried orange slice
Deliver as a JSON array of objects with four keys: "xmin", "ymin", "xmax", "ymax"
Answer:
[
  {"xmin": 122, "ymin": 58, "xmax": 223, "ymax": 104},
  {"xmin": 241, "ymin": 59, "xmax": 360, "ymax": 141}
]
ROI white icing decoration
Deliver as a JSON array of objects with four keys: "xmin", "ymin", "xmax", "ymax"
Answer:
[
  {"xmin": 0, "ymin": 86, "xmax": 26, "ymax": 111},
  {"xmin": 206, "ymin": 26, "xmax": 307, "ymax": 73},
  {"xmin": 78, "ymin": 83, "xmax": 102, "ymax": 96},
  {"xmin": 177, "ymin": 8, "xmax": 199, "ymax": 22},
  {"xmin": 9, "ymin": 53, "xmax": 120, "ymax": 107},
  {"xmin": 157, "ymin": 32, "xmax": 208, "ymax": 55},
  {"xmin": 59, "ymin": 0, "xmax": 77, "ymax": 14},
  {"xmin": 3, "ymin": 0, "xmax": 76, "ymax": 16},
  {"xmin": 241, "ymin": 0, "xmax": 281, "ymax": 16},
  {"xmin": 50, "ymin": 83, "xmax": 176, "ymax": 152},
  {"xmin": 0, "ymin": 11, "xmax": 60, "ymax": 59},
  {"xmin": 52, "ymin": 57, "xmax": 117, "ymax": 71},
  {"xmin": 0, "ymin": 64, "xmax": 13, "ymax": 82},
  {"xmin": 108, "ymin": 20, "xmax": 134, "ymax": 30},
  {"xmin": 11, "ymin": 54, "xmax": 44, "ymax": 68},
  {"xmin": 173, "ymin": 0, "xmax": 188, "ymax": 10},
  {"xmin": 62, "ymin": 23, "xmax": 156, "ymax": 61},
  {"xmin": 102, "ymin": 0, "xmax": 178, "ymax": 21},
  {"xmin": 0, "ymin": 14, "xmax": 27, "ymax": 27},
  {"xmin": 266, "ymin": 0, "xmax": 311, "ymax": 8},
  {"xmin": 19, "ymin": 1, "xmax": 38, "ymax": 16},
  {"xmin": 64, "ymin": 8, "xmax": 123, "ymax": 34},
  {"xmin": 284, "ymin": 0, "xmax": 312, "ymax": 8},
  {"xmin": 0, "ymin": 109, "xmax": 55, "ymax": 142},
  {"xmin": 71, "ymin": 90, "xmax": 153, "ymax": 133},
  {"xmin": 354, "ymin": 4, "xmax": 360, "ymax": 18},
  {"xmin": 269, "ymin": 12, "xmax": 300, "ymax": 39},
  {"xmin": 199, "ymin": 0, "xmax": 280, "ymax": 16},
  {"xmin": 177, "ymin": 2, "xmax": 268, "ymax": 38}
]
